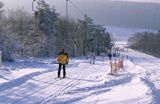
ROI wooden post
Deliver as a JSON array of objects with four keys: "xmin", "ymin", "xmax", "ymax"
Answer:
[
  {"xmin": 115, "ymin": 60, "xmax": 117, "ymax": 73},
  {"xmin": 110, "ymin": 60, "xmax": 113, "ymax": 75},
  {"xmin": 121, "ymin": 59, "xmax": 124, "ymax": 68}
]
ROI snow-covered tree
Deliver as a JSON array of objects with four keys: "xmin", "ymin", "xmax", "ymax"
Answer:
[
  {"xmin": 0, "ymin": 2, "xmax": 14, "ymax": 61},
  {"xmin": 0, "ymin": 1, "xmax": 112, "ymax": 59},
  {"xmin": 73, "ymin": 16, "xmax": 111, "ymax": 56},
  {"xmin": 6, "ymin": 8, "xmax": 47, "ymax": 58},
  {"xmin": 36, "ymin": 0, "xmax": 58, "ymax": 56}
]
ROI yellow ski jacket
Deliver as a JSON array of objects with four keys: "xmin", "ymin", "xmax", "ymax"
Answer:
[{"xmin": 57, "ymin": 52, "xmax": 69, "ymax": 64}]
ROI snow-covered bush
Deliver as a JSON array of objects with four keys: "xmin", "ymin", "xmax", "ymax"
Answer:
[{"xmin": 0, "ymin": 30, "xmax": 16, "ymax": 61}]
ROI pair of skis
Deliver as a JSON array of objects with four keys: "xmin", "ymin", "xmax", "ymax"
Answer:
[{"xmin": 55, "ymin": 77, "xmax": 66, "ymax": 80}]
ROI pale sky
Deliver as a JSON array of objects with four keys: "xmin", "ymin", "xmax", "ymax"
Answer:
[
  {"xmin": 1, "ymin": 0, "xmax": 160, "ymax": 12},
  {"xmin": 1, "ymin": 0, "xmax": 160, "ymax": 18},
  {"xmin": 1, "ymin": 0, "xmax": 160, "ymax": 29}
]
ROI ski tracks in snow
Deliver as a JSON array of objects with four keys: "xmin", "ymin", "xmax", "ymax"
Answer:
[
  {"xmin": 0, "ymin": 61, "xmax": 108, "ymax": 104},
  {"xmin": 126, "ymin": 49, "xmax": 160, "ymax": 104},
  {"xmin": 0, "ymin": 58, "xmax": 156, "ymax": 104},
  {"xmin": 38, "ymin": 62, "xmax": 108, "ymax": 104}
]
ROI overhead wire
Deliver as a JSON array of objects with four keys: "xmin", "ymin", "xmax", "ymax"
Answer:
[
  {"xmin": 32, "ymin": 0, "xmax": 89, "ymax": 32},
  {"xmin": 33, "ymin": 0, "xmax": 87, "ymax": 21},
  {"xmin": 68, "ymin": 0, "xmax": 86, "ymax": 17}
]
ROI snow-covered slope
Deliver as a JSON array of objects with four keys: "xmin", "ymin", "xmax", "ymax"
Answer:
[{"xmin": 0, "ymin": 44, "xmax": 160, "ymax": 104}]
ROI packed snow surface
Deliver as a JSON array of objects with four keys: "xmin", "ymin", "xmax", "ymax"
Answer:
[{"xmin": 0, "ymin": 42, "xmax": 160, "ymax": 104}]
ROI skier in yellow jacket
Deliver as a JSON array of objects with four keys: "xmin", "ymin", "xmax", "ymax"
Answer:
[{"xmin": 57, "ymin": 48, "xmax": 69, "ymax": 78}]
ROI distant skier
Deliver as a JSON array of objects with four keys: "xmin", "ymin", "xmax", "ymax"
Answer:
[
  {"xmin": 90, "ymin": 53, "xmax": 96, "ymax": 64},
  {"xmin": 100, "ymin": 53, "xmax": 105, "ymax": 61},
  {"xmin": 57, "ymin": 48, "xmax": 69, "ymax": 78},
  {"xmin": 113, "ymin": 52, "xmax": 116, "ymax": 57},
  {"xmin": 108, "ymin": 53, "xmax": 112, "ymax": 60}
]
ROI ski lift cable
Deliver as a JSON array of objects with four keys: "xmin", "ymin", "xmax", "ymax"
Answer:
[
  {"xmin": 68, "ymin": 0, "xmax": 86, "ymax": 17},
  {"xmin": 33, "ymin": 0, "xmax": 87, "ymax": 18},
  {"xmin": 32, "ymin": 0, "xmax": 90, "ymax": 24}
]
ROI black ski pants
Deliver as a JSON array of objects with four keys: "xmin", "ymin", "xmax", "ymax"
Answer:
[{"xmin": 58, "ymin": 63, "xmax": 66, "ymax": 78}]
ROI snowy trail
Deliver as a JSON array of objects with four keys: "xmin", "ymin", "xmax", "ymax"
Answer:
[
  {"xmin": 0, "ymin": 52, "xmax": 157, "ymax": 104},
  {"xmin": 0, "ymin": 62, "xmax": 110, "ymax": 104},
  {"xmin": 124, "ymin": 49, "xmax": 160, "ymax": 104},
  {"xmin": 50, "ymin": 60, "xmax": 151, "ymax": 104}
]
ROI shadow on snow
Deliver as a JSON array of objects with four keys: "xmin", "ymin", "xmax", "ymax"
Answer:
[{"xmin": 52, "ymin": 74, "xmax": 133, "ymax": 104}]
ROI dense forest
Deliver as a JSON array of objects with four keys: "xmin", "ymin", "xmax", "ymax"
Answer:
[
  {"xmin": 128, "ymin": 31, "xmax": 160, "ymax": 57},
  {"xmin": 0, "ymin": 1, "xmax": 111, "ymax": 61}
]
